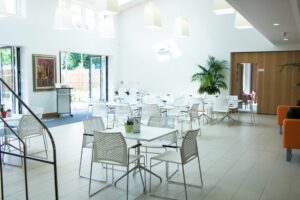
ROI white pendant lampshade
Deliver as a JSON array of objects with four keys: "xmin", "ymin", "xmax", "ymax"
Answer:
[
  {"xmin": 144, "ymin": 2, "xmax": 161, "ymax": 28},
  {"xmin": 213, "ymin": 0, "xmax": 235, "ymax": 15},
  {"xmin": 99, "ymin": 15, "xmax": 115, "ymax": 38},
  {"xmin": 175, "ymin": 16, "xmax": 189, "ymax": 37},
  {"xmin": 0, "ymin": 0, "xmax": 9, "ymax": 17},
  {"xmin": 95, "ymin": 0, "xmax": 119, "ymax": 15},
  {"xmin": 54, "ymin": 2, "xmax": 73, "ymax": 30},
  {"xmin": 234, "ymin": 12, "xmax": 253, "ymax": 29}
]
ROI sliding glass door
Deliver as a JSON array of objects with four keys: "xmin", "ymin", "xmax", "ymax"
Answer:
[
  {"xmin": 60, "ymin": 51, "xmax": 108, "ymax": 104},
  {"xmin": 0, "ymin": 46, "xmax": 20, "ymax": 113}
]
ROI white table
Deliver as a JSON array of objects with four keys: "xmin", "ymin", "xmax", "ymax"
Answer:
[{"xmin": 103, "ymin": 125, "xmax": 177, "ymax": 184}]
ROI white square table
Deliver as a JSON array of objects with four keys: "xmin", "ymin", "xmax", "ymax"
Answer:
[{"xmin": 103, "ymin": 125, "xmax": 178, "ymax": 184}]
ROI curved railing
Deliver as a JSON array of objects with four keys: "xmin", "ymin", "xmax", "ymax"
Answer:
[{"xmin": 0, "ymin": 78, "xmax": 58, "ymax": 200}]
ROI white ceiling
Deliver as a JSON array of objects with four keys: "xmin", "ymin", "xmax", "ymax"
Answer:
[{"xmin": 227, "ymin": 0, "xmax": 300, "ymax": 45}]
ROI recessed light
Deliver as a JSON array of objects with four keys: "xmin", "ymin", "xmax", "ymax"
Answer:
[{"xmin": 273, "ymin": 23, "xmax": 280, "ymax": 26}]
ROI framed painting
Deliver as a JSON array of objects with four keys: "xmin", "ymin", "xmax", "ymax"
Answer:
[{"xmin": 32, "ymin": 54, "xmax": 56, "ymax": 91}]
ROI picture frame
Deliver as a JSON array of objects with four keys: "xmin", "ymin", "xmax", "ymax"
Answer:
[{"xmin": 32, "ymin": 54, "xmax": 56, "ymax": 91}]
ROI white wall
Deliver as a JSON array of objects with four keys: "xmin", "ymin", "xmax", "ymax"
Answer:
[
  {"xmin": 0, "ymin": 0, "xmax": 119, "ymax": 113},
  {"xmin": 118, "ymin": 0, "xmax": 300, "ymax": 96}
]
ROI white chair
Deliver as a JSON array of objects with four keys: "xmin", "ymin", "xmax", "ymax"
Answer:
[
  {"xmin": 79, "ymin": 117, "xmax": 105, "ymax": 177},
  {"xmin": 213, "ymin": 96, "xmax": 235, "ymax": 124},
  {"xmin": 92, "ymin": 103, "xmax": 111, "ymax": 128},
  {"xmin": 178, "ymin": 103, "xmax": 201, "ymax": 136},
  {"xmin": 114, "ymin": 103, "xmax": 132, "ymax": 127},
  {"xmin": 142, "ymin": 116, "xmax": 177, "ymax": 163},
  {"xmin": 17, "ymin": 115, "xmax": 48, "ymax": 158},
  {"xmin": 89, "ymin": 131, "xmax": 146, "ymax": 199},
  {"xmin": 141, "ymin": 104, "xmax": 161, "ymax": 124},
  {"xmin": 150, "ymin": 129, "xmax": 203, "ymax": 200}
]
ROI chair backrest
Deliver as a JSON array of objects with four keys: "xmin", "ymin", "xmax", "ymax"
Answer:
[
  {"xmin": 93, "ymin": 131, "xmax": 127, "ymax": 166},
  {"xmin": 18, "ymin": 115, "xmax": 43, "ymax": 138},
  {"xmin": 147, "ymin": 116, "xmax": 175, "ymax": 129},
  {"xmin": 115, "ymin": 103, "xmax": 132, "ymax": 118},
  {"xmin": 83, "ymin": 117, "xmax": 105, "ymax": 147},
  {"xmin": 142, "ymin": 104, "xmax": 160, "ymax": 121},
  {"xmin": 181, "ymin": 129, "xmax": 199, "ymax": 164},
  {"xmin": 189, "ymin": 103, "xmax": 199, "ymax": 120},
  {"xmin": 92, "ymin": 103, "xmax": 107, "ymax": 117},
  {"xmin": 213, "ymin": 96, "xmax": 228, "ymax": 112}
]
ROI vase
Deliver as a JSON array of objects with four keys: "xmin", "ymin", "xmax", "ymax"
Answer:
[{"xmin": 125, "ymin": 124, "xmax": 133, "ymax": 133}]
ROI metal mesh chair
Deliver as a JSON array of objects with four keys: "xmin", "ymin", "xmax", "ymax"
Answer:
[
  {"xmin": 141, "ymin": 104, "xmax": 161, "ymax": 124},
  {"xmin": 79, "ymin": 117, "xmax": 105, "ymax": 177},
  {"xmin": 89, "ymin": 131, "xmax": 145, "ymax": 199},
  {"xmin": 92, "ymin": 103, "xmax": 111, "ymax": 128},
  {"xmin": 150, "ymin": 129, "xmax": 203, "ymax": 200},
  {"xmin": 142, "ymin": 116, "xmax": 177, "ymax": 163},
  {"xmin": 114, "ymin": 103, "xmax": 132, "ymax": 127},
  {"xmin": 178, "ymin": 103, "xmax": 201, "ymax": 136},
  {"xmin": 17, "ymin": 115, "xmax": 48, "ymax": 158}
]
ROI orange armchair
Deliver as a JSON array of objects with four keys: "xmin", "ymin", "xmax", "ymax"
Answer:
[
  {"xmin": 283, "ymin": 119, "xmax": 300, "ymax": 161},
  {"xmin": 277, "ymin": 105, "xmax": 300, "ymax": 134}
]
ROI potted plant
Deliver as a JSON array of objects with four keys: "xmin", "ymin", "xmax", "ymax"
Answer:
[
  {"xmin": 125, "ymin": 117, "xmax": 134, "ymax": 133},
  {"xmin": 192, "ymin": 56, "xmax": 229, "ymax": 95}
]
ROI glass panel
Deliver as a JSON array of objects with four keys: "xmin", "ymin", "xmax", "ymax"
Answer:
[
  {"xmin": 61, "ymin": 52, "xmax": 89, "ymax": 102},
  {"xmin": 90, "ymin": 56, "xmax": 101, "ymax": 100},
  {"xmin": 71, "ymin": 4, "xmax": 82, "ymax": 28},
  {"xmin": 84, "ymin": 8, "xmax": 95, "ymax": 30},
  {"xmin": 0, "ymin": 47, "xmax": 16, "ymax": 112}
]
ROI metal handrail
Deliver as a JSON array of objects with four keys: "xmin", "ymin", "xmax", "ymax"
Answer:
[{"xmin": 0, "ymin": 78, "xmax": 59, "ymax": 200}]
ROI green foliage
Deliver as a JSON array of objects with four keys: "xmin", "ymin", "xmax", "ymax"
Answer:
[
  {"xmin": 192, "ymin": 56, "xmax": 229, "ymax": 95},
  {"xmin": 0, "ymin": 49, "xmax": 12, "ymax": 65},
  {"xmin": 61, "ymin": 52, "xmax": 100, "ymax": 70}
]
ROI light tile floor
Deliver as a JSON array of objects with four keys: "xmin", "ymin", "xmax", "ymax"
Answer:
[{"xmin": 2, "ymin": 113, "xmax": 300, "ymax": 200}]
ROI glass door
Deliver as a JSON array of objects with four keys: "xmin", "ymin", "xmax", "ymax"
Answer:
[
  {"xmin": 0, "ymin": 46, "xmax": 19, "ymax": 113},
  {"xmin": 90, "ymin": 56, "xmax": 101, "ymax": 101}
]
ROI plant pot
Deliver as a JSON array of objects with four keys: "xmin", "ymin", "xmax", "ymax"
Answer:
[
  {"xmin": 125, "ymin": 124, "xmax": 133, "ymax": 133},
  {"xmin": 1, "ymin": 111, "xmax": 7, "ymax": 118}
]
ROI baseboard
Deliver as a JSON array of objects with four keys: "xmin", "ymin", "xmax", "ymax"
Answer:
[{"xmin": 42, "ymin": 112, "xmax": 58, "ymax": 119}]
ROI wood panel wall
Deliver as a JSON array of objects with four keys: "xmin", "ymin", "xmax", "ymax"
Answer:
[{"xmin": 230, "ymin": 51, "xmax": 300, "ymax": 115}]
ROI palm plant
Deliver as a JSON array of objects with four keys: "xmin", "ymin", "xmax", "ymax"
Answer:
[{"xmin": 192, "ymin": 56, "xmax": 228, "ymax": 95}]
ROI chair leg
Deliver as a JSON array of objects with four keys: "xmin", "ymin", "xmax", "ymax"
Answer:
[
  {"xmin": 197, "ymin": 155, "xmax": 203, "ymax": 187},
  {"xmin": 42, "ymin": 134, "xmax": 48, "ymax": 159},
  {"xmin": 150, "ymin": 158, "xmax": 153, "ymax": 192},
  {"xmin": 181, "ymin": 164, "xmax": 188, "ymax": 200},
  {"xmin": 88, "ymin": 162, "xmax": 94, "ymax": 197},
  {"xmin": 287, "ymin": 148, "xmax": 292, "ymax": 161},
  {"xmin": 79, "ymin": 147, "xmax": 84, "ymax": 176},
  {"xmin": 126, "ymin": 166, "xmax": 129, "ymax": 200}
]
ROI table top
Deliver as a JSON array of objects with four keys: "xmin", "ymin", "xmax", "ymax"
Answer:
[
  {"xmin": 103, "ymin": 125, "xmax": 177, "ymax": 142},
  {"xmin": 2, "ymin": 114, "xmax": 23, "ymax": 122}
]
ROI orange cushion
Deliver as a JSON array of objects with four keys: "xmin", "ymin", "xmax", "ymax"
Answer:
[{"xmin": 283, "ymin": 119, "xmax": 300, "ymax": 148}]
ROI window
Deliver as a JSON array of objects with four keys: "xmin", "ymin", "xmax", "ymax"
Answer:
[
  {"xmin": 84, "ymin": 8, "xmax": 95, "ymax": 31},
  {"xmin": 4, "ymin": 0, "xmax": 25, "ymax": 17},
  {"xmin": 71, "ymin": 3, "xmax": 82, "ymax": 28}
]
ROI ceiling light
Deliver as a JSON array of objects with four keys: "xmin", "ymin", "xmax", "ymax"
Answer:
[
  {"xmin": 283, "ymin": 32, "xmax": 288, "ymax": 41},
  {"xmin": 213, "ymin": 0, "xmax": 235, "ymax": 15},
  {"xmin": 0, "ymin": 0, "xmax": 9, "ymax": 17},
  {"xmin": 144, "ymin": 2, "xmax": 161, "ymax": 28},
  {"xmin": 234, "ymin": 12, "xmax": 253, "ymax": 29},
  {"xmin": 95, "ymin": 0, "xmax": 119, "ymax": 15},
  {"xmin": 54, "ymin": 1, "xmax": 73, "ymax": 30},
  {"xmin": 273, "ymin": 23, "xmax": 280, "ymax": 26},
  {"xmin": 174, "ymin": 16, "xmax": 189, "ymax": 38},
  {"xmin": 98, "ymin": 15, "xmax": 115, "ymax": 38}
]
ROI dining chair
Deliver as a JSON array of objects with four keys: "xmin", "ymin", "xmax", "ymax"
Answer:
[
  {"xmin": 142, "ymin": 116, "xmax": 177, "ymax": 164},
  {"xmin": 141, "ymin": 104, "xmax": 161, "ymax": 124},
  {"xmin": 79, "ymin": 117, "xmax": 105, "ymax": 177},
  {"xmin": 17, "ymin": 115, "xmax": 48, "ymax": 158},
  {"xmin": 89, "ymin": 131, "xmax": 146, "ymax": 199},
  {"xmin": 178, "ymin": 103, "xmax": 201, "ymax": 136},
  {"xmin": 149, "ymin": 129, "xmax": 203, "ymax": 200},
  {"xmin": 114, "ymin": 103, "xmax": 132, "ymax": 127},
  {"xmin": 92, "ymin": 102, "xmax": 111, "ymax": 128},
  {"xmin": 213, "ymin": 96, "xmax": 235, "ymax": 125}
]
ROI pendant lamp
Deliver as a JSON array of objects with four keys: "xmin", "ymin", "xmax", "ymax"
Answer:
[
  {"xmin": 213, "ymin": 0, "xmax": 235, "ymax": 15},
  {"xmin": 144, "ymin": 2, "xmax": 161, "ymax": 28},
  {"xmin": 95, "ymin": 0, "xmax": 119, "ymax": 15},
  {"xmin": 175, "ymin": 16, "xmax": 189, "ymax": 37}
]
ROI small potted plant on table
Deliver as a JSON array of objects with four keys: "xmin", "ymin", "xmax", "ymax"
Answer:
[{"xmin": 125, "ymin": 117, "xmax": 134, "ymax": 133}]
